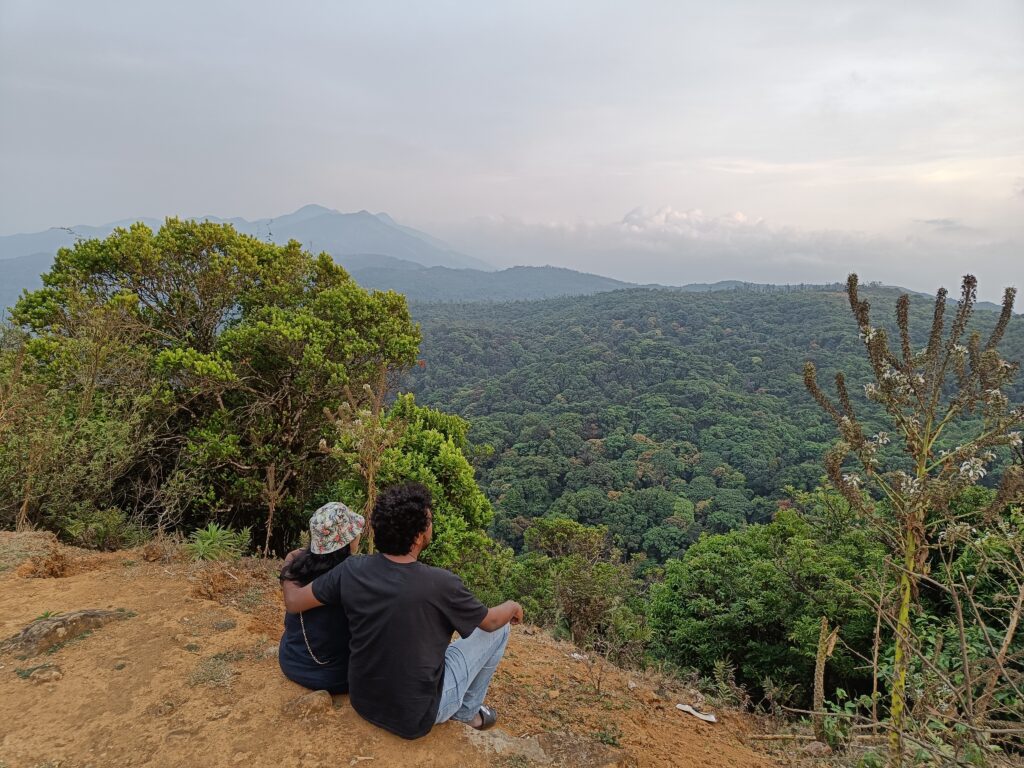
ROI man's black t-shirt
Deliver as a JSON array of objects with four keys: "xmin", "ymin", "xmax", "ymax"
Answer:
[{"xmin": 311, "ymin": 553, "xmax": 488, "ymax": 739}]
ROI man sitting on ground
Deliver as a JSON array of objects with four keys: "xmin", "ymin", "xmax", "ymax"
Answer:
[{"xmin": 282, "ymin": 482, "xmax": 523, "ymax": 739}]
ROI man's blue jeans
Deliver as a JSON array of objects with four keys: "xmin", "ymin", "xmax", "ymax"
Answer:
[{"xmin": 434, "ymin": 624, "xmax": 510, "ymax": 724}]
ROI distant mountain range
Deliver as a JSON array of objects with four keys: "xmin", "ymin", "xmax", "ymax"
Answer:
[
  {"xmin": 0, "ymin": 204, "xmax": 488, "ymax": 268},
  {"xmin": 0, "ymin": 205, "xmax": 496, "ymax": 309},
  {"xmin": 0, "ymin": 206, "xmax": 640, "ymax": 310},
  {"xmin": 352, "ymin": 264, "xmax": 630, "ymax": 302},
  {"xmin": 0, "ymin": 206, "xmax": 1014, "ymax": 311}
]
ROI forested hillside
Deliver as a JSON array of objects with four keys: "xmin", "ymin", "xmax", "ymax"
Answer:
[{"xmin": 409, "ymin": 287, "xmax": 1024, "ymax": 559}]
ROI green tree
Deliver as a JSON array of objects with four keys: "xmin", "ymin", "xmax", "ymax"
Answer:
[
  {"xmin": 0, "ymin": 301, "xmax": 158, "ymax": 541},
  {"xmin": 523, "ymin": 517, "xmax": 649, "ymax": 666},
  {"xmin": 332, "ymin": 394, "xmax": 493, "ymax": 570},
  {"xmin": 649, "ymin": 496, "xmax": 884, "ymax": 701},
  {"xmin": 4, "ymin": 219, "xmax": 420, "ymax": 550}
]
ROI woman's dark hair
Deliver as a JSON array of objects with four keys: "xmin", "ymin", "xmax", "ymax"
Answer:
[
  {"xmin": 279, "ymin": 546, "xmax": 351, "ymax": 586},
  {"xmin": 372, "ymin": 482, "xmax": 432, "ymax": 556}
]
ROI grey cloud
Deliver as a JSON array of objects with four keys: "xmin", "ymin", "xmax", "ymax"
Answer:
[
  {"xmin": 914, "ymin": 218, "xmax": 982, "ymax": 235},
  {"xmin": 1, "ymin": 0, "xmax": 1022, "ymax": 273}
]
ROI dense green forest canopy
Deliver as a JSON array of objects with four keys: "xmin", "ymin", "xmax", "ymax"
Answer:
[{"xmin": 408, "ymin": 287, "xmax": 1024, "ymax": 559}]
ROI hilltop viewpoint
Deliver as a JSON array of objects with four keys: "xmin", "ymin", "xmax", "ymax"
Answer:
[{"xmin": 0, "ymin": 532, "xmax": 781, "ymax": 768}]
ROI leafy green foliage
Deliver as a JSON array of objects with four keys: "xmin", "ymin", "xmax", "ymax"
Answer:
[
  {"xmin": 331, "ymin": 393, "xmax": 496, "ymax": 570},
  {"xmin": 0, "ymin": 310, "xmax": 158, "ymax": 537},
  {"xmin": 520, "ymin": 517, "xmax": 650, "ymax": 665},
  {"xmin": 648, "ymin": 491, "xmax": 885, "ymax": 701},
  {"xmin": 184, "ymin": 523, "xmax": 251, "ymax": 561},
  {"xmin": 61, "ymin": 506, "xmax": 146, "ymax": 551},
  {"xmin": 2, "ymin": 219, "xmax": 421, "ymax": 550}
]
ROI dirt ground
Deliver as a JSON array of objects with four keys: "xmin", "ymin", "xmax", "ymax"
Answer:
[{"xmin": 0, "ymin": 532, "xmax": 779, "ymax": 768}]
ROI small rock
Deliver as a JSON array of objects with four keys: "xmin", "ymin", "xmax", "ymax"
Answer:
[
  {"xmin": 112, "ymin": 659, "xmax": 128, "ymax": 670},
  {"xmin": 464, "ymin": 729, "xmax": 550, "ymax": 764},
  {"xmin": 282, "ymin": 689, "xmax": 333, "ymax": 719},
  {"xmin": 803, "ymin": 741, "xmax": 833, "ymax": 757},
  {"xmin": 259, "ymin": 643, "xmax": 279, "ymax": 659},
  {"xmin": 547, "ymin": 689, "xmax": 560, "ymax": 700},
  {"xmin": 627, "ymin": 680, "xmax": 638, "ymax": 690},
  {"xmin": 149, "ymin": 700, "xmax": 176, "ymax": 717},
  {"xmin": 683, "ymin": 688, "xmax": 706, "ymax": 709},
  {"xmin": 29, "ymin": 665, "xmax": 63, "ymax": 683}
]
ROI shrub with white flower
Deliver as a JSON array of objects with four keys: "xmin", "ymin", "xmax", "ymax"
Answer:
[
  {"xmin": 959, "ymin": 458, "xmax": 986, "ymax": 482},
  {"xmin": 803, "ymin": 274, "xmax": 1024, "ymax": 763}
]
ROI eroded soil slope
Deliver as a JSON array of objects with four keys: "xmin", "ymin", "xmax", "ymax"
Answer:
[{"xmin": 0, "ymin": 533, "xmax": 776, "ymax": 768}]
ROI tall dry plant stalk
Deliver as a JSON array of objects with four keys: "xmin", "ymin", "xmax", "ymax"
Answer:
[
  {"xmin": 813, "ymin": 616, "xmax": 840, "ymax": 743},
  {"xmin": 320, "ymin": 362, "xmax": 405, "ymax": 552},
  {"xmin": 805, "ymin": 274, "xmax": 1024, "ymax": 765}
]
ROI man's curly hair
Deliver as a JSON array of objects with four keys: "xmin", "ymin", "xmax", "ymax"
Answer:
[{"xmin": 372, "ymin": 482, "xmax": 432, "ymax": 555}]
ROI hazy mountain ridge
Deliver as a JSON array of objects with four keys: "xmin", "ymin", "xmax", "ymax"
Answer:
[
  {"xmin": 353, "ymin": 264, "xmax": 632, "ymax": 302},
  {"xmin": 0, "ymin": 205, "xmax": 486, "ymax": 269},
  {"xmin": 1, "ymin": 208, "xmax": 1015, "ymax": 311},
  {"xmin": 0, "ymin": 206, "xmax": 489, "ymax": 310}
]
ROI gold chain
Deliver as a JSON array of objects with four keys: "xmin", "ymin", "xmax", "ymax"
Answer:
[{"xmin": 299, "ymin": 611, "xmax": 329, "ymax": 666}]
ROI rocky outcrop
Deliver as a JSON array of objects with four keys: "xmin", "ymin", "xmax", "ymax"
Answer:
[{"xmin": 0, "ymin": 608, "xmax": 131, "ymax": 659}]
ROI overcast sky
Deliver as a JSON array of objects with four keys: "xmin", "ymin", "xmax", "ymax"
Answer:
[{"xmin": 1, "ymin": 1, "xmax": 1022, "ymax": 297}]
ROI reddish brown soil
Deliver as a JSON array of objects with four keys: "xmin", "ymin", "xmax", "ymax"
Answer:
[{"xmin": 0, "ymin": 533, "xmax": 778, "ymax": 768}]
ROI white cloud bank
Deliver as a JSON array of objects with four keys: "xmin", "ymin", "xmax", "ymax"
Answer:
[{"xmin": 442, "ymin": 207, "xmax": 1021, "ymax": 301}]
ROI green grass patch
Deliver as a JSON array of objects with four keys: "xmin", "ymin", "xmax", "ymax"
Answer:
[
  {"xmin": 15, "ymin": 663, "xmax": 57, "ymax": 679},
  {"xmin": 592, "ymin": 723, "xmax": 622, "ymax": 748}
]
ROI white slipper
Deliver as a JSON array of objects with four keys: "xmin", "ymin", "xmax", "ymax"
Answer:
[{"xmin": 676, "ymin": 703, "xmax": 717, "ymax": 723}]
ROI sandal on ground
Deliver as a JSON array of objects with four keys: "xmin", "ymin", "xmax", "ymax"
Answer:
[{"xmin": 471, "ymin": 704, "xmax": 498, "ymax": 730}]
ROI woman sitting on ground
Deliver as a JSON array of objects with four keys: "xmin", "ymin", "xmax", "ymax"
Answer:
[{"xmin": 278, "ymin": 501, "xmax": 364, "ymax": 694}]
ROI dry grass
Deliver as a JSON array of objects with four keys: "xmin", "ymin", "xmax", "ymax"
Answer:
[
  {"xmin": 16, "ymin": 544, "xmax": 70, "ymax": 579},
  {"xmin": 0, "ymin": 530, "xmax": 57, "ymax": 574},
  {"xmin": 140, "ymin": 536, "xmax": 184, "ymax": 564},
  {"xmin": 187, "ymin": 650, "xmax": 245, "ymax": 688}
]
